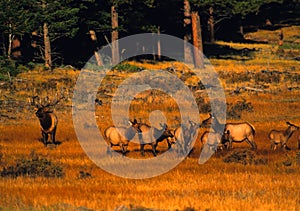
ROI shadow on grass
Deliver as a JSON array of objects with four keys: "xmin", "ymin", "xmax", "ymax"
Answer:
[{"xmin": 203, "ymin": 42, "xmax": 258, "ymax": 61}]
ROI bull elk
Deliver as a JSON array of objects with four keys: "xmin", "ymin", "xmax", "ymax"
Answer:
[
  {"xmin": 138, "ymin": 122, "xmax": 174, "ymax": 157},
  {"xmin": 104, "ymin": 119, "xmax": 141, "ymax": 155},
  {"xmin": 32, "ymin": 94, "xmax": 64, "ymax": 146},
  {"xmin": 269, "ymin": 122, "xmax": 299, "ymax": 150}
]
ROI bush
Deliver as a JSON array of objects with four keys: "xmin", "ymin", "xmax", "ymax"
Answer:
[
  {"xmin": 1, "ymin": 152, "xmax": 64, "ymax": 178},
  {"xmin": 223, "ymin": 150, "xmax": 267, "ymax": 165},
  {"xmin": 227, "ymin": 99, "xmax": 254, "ymax": 119},
  {"xmin": 254, "ymin": 70, "xmax": 281, "ymax": 84},
  {"xmin": 112, "ymin": 62, "xmax": 143, "ymax": 72},
  {"xmin": 223, "ymin": 150, "xmax": 255, "ymax": 165},
  {"xmin": 0, "ymin": 57, "xmax": 31, "ymax": 81}
]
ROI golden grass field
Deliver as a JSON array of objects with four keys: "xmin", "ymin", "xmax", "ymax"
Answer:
[{"xmin": 1, "ymin": 29, "xmax": 300, "ymax": 210}]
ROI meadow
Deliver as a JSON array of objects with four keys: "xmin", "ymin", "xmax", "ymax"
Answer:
[{"xmin": 0, "ymin": 26, "xmax": 300, "ymax": 210}]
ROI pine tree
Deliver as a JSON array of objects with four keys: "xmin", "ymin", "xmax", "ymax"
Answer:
[
  {"xmin": 34, "ymin": 0, "xmax": 79, "ymax": 69},
  {"xmin": 0, "ymin": 0, "xmax": 35, "ymax": 58}
]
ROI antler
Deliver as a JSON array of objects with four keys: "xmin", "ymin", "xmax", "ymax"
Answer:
[
  {"xmin": 31, "ymin": 96, "xmax": 42, "ymax": 108},
  {"xmin": 32, "ymin": 91, "xmax": 65, "ymax": 108},
  {"xmin": 44, "ymin": 92, "xmax": 65, "ymax": 108}
]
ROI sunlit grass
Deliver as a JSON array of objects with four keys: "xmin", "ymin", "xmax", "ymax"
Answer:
[{"xmin": 1, "ymin": 29, "xmax": 300, "ymax": 210}]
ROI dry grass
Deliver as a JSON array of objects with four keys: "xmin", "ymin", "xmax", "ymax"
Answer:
[
  {"xmin": 1, "ymin": 29, "xmax": 300, "ymax": 210},
  {"xmin": 1, "ymin": 82, "xmax": 300, "ymax": 211}
]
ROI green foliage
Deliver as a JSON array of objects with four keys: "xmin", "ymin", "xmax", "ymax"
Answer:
[
  {"xmin": 112, "ymin": 62, "xmax": 143, "ymax": 72},
  {"xmin": 34, "ymin": 0, "xmax": 80, "ymax": 40},
  {"xmin": 1, "ymin": 152, "xmax": 64, "ymax": 178},
  {"xmin": 279, "ymin": 42, "xmax": 300, "ymax": 50},
  {"xmin": 0, "ymin": 56, "xmax": 32, "ymax": 81},
  {"xmin": 0, "ymin": 0, "xmax": 36, "ymax": 35},
  {"xmin": 0, "ymin": 57, "xmax": 19, "ymax": 80}
]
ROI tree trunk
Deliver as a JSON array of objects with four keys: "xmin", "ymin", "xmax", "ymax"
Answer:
[
  {"xmin": 111, "ymin": 5, "xmax": 119, "ymax": 65},
  {"xmin": 191, "ymin": 11, "xmax": 204, "ymax": 69},
  {"xmin": 43, "ymin": 22, "xmax": 52, "ymax": 69},
  {"xmin": 89, "ymin": 30, "xmax": 103, "ymax": 66},
  {"xmin": 7, "ymin": 24, "xmax": 13, "ymax": 59},
  {"xmin": 183, "ymin": 0, "xmax": 193, "ymax": 64},
  {"xmin": 240, "ymin": 25, "xmax": 244, "ymax": 36},
  {"xmin": 157, "ymin": 26, "xmax": 161, "ymax": 60},
  {"xmin": 208, "ymin": 7, "xmax": 215, "ymax": 43}
]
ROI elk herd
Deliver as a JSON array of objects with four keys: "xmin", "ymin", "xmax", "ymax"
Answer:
[
  {"xmin": 32, "ymin": 95, "xmax": 300, "ymax": 157},
  {"xmin": 102, "ymin": 115, "xmax": 300, "ymax": 156}
]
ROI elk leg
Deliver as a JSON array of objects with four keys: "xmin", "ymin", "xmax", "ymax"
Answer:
[
  {"xmin": 139, "ymin": 134, "xmax": 146, "ymax": 156},
  {"xmin": 140, "ymin": 144, "xmax": 145, "ymax": 156},
  {"xmin": 270, "ymin": 141, "xmax": 275, "ymax": 150},
  {"xmin": 151, "ymin": 142, "xmax": 157, "ymax": 157},
  {"xmin": 246, "ymin": 139, "xmax": 256, "ymax": 150},
  {"xmin": 247, "ymin": 135, "xmax": 257, "ymax": 150},
  {"xmin": 42, "ymin": 132, "xmax": 48, "ymax": 146},
  {"xmin": 107, "ymin": 143, "xmax": 112, "ymax": 155},
  {"xmin": 123, "ymin": 145, "xmax": 128, "ymax": 155},
  {"xmin": 167, "ymin": 140, "xmax": 172, "ymax": 149},
  {"xmin": 120, "ymin": 144, "xmax": 126, "ymax": 156},
  {"xmin": 228, "ymin": 140, "xmax": 233, "ymax": 150},
  {"xmin": 51, "ymin": 128, "xmax": 57, "ymax": 145}
]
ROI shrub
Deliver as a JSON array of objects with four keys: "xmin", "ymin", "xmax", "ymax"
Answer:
[
  {"xmin": 223, "ymin": 150, "xmax": 255, "ymax": 165},
  {"xmin": 223, "ymin": 150, "xmax": 267, "ymax": 165},
  {"xmin": 0, "ymin": 57, "xmax": 31, "ymax": 81},
  {"xmin": 1, "ymin": 152, "xmax": 64, "ymax": 178},
  {"xmin": 227, "ymin": 99, "xmax": 254, "ymax": 119},
  {"xmin": 254, "ymin": 70, "xmax": 281, "ymax": 84},
  {"xmin": 228, "ymin": 72, "xmax": 253, "ymax": 84},
  {"xmin": 112, "ymin": 62, "xmax": 143, "ymax": 72}
]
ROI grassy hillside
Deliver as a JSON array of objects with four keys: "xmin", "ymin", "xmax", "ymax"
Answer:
[{"xmin": 0, "ymin": 26, "xmax": 300, "ymax": 210}]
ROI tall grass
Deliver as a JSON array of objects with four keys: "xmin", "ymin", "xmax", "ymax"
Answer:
[{"xmin": 1, "ymin": 30, "xmax": 300, "ymax": 210}]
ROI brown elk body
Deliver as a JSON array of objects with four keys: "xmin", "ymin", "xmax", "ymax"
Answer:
[
  {"xmin": 174, "ymin": 120, "xmax": 200, "ymax": 155},
  {"xmin": 32, "ymin": 95, "xmax": 63, "ymax": 146},
  {"xmin": 138, "ymin": 123, "xmax": 173, "ymax": 156},
  {"xmin": 269, "ymin": 122, "xmax": 299, "ymax": 150},
  {"xmin": 200, "ymin": 131, "xmax": 225, "ymax": 151},
  {"xmin": 223, "ymin": 122, "xmax": 257, "ymax": 150},
  {"xmin": 104, "ymin": 119, "xmax": 141, "ymax": 155},
  {"xmin": 36, "ymin": 108, "xmax": 58, "ymax": 145}
]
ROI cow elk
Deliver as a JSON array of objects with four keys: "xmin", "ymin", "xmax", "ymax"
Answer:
[
  {"xmin": 200, "ymin": 131, "xmax": 225, "ymax": 151},
  {"xmin": 138, "ymin": 122, "xmax": 174, "ymax": 157},
  {"xmin": 223, "ymin": 122, "xmax": 257, "ymax": 150},
  {"xmin": 173, "ymin": 120, "xmax": 200, "ymax": 155},
  {"xmin": 104, "ymin": 119, "xmax": 141, "ymax": 156},
  {"xmin": 32, "ymin": 94, "xmax": 64, "ymax": 146},
  {"xmin": 269, "ymin": 122, "xmax": 299, "ymax": 150}
]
